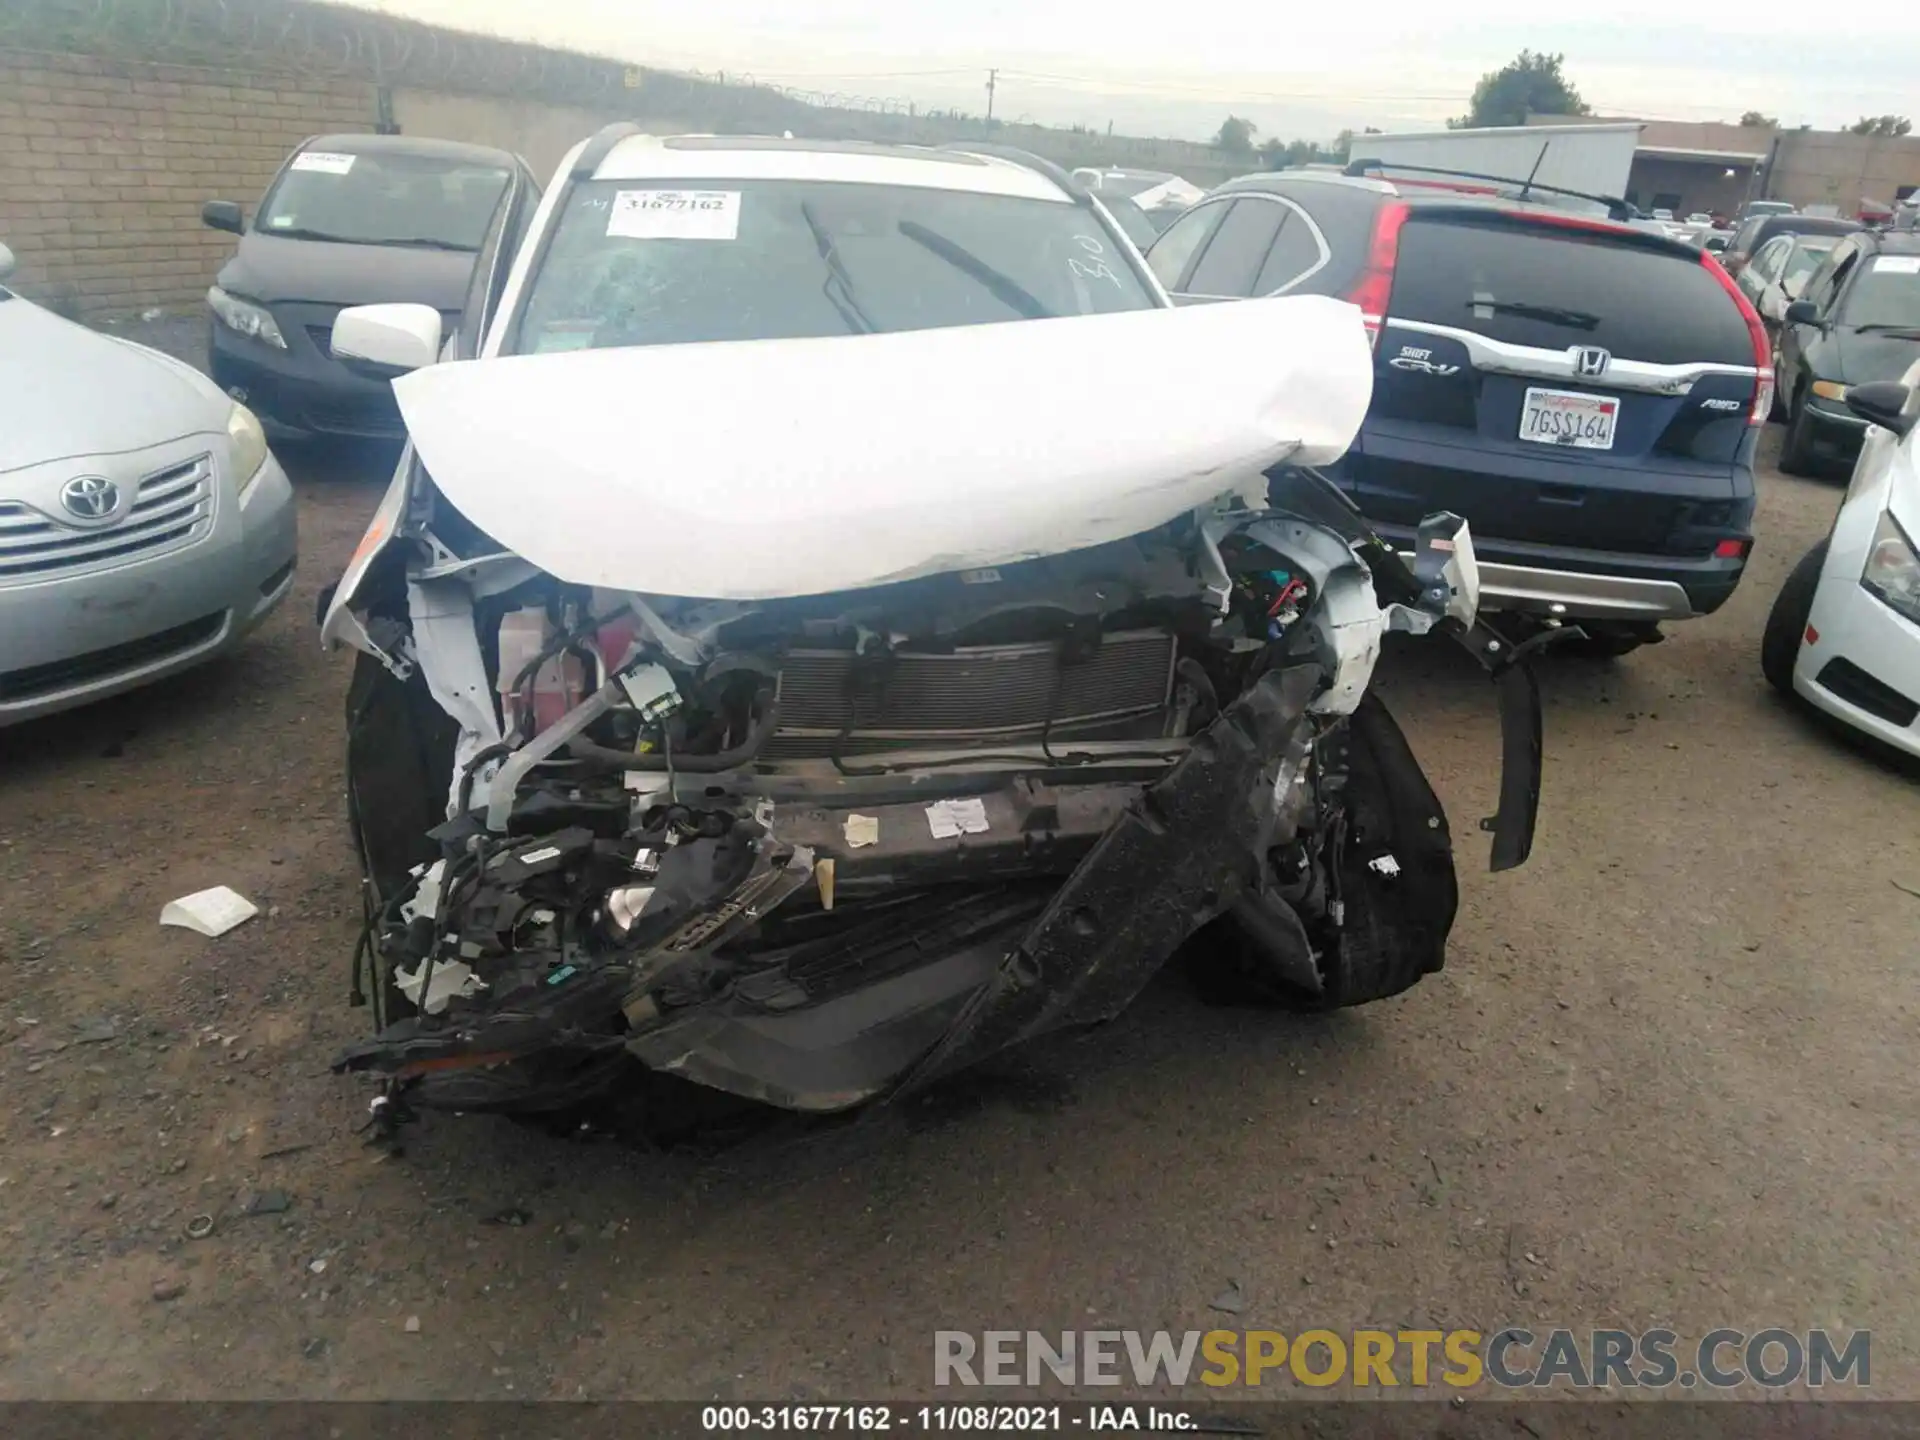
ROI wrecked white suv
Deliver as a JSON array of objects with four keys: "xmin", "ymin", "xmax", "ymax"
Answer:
[{"xmin": 318, "ymin": 131, "xmax": 1552, "ymax": 1128}]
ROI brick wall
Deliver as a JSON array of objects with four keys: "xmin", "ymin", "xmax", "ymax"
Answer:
[{"xmin": 0, "ymin": 48, "xmax": 373, "ymax": 317}]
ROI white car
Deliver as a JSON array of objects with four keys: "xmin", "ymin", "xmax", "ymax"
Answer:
[
  {"xmin": 1763, "ymin": 366, "xmax": 1920, "ymax": 757},
  {"xmin": 1736, "ymin": 231, "xmax": 1842, "ymax": 331},
  {"xmin": 305, "ymin": 129, "xmax": 1542, "ymax": 1131}
]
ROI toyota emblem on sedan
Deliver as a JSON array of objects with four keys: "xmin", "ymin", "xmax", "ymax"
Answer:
[
  {"xmin": 1574, "ymin": 346, "xmax": 1611, "ymax": 378},
  {"xmin": 60, "ymin": 475, "xmax": 120, "ymax": 521}
]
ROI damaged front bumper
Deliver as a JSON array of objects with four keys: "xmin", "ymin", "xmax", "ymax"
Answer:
[{"xmin": 333, "ymin": 607, "xmax": 1545, "ymax": 1117}]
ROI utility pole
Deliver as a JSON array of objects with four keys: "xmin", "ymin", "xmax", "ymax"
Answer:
[{"xmin": 985, "ymin": 68, "xmax": 997, "ymax": 133}]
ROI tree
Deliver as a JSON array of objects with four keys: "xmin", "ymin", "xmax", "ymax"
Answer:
[
  {"xmin": 1451, "ymin": 50, "xmax": 1590, "ymax": 129},
  {"xmin": 1739, "ymin": 110, "xmax": 1778, "ymax": 128},
  {"xmin": 1214, "ymin": 115, "xmax": 1257, "ymax": 153},
  {"xmin": 1256, "ymin": 134, "xmax": 1355, "ymax": 171},
  {"xmin": 1848, "ymin": 114, "xmax": 1912, "ymax": 137}
]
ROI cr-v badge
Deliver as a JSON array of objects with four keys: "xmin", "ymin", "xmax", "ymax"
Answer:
[{"xmin": 1389, "ymin": 344, "xmax": 1460, "ymax": 376}]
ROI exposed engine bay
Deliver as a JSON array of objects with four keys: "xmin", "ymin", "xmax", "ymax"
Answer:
[{"xmin": 326, "ymin": 466, "xmax": 1551, "ymax": 1121}]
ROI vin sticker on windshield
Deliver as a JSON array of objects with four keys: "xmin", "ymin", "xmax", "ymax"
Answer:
[
  {"xmin": 291, "ymin": 151, "xmax": 356, "ymax": 175},
  {"xmin": 607, "ymin": 190, "xmax": 741, "ymax": 241}
]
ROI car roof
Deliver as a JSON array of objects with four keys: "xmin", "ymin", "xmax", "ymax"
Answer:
[
  {"xmin": 1751, "ymin": 214, "xmax": 1861, "ymax": 241},
  {"xmin": 303, "ymin": 133, "xmax": 521, "ymax": 168},
  {"xmin": 1215, "ymin": 170, "xmax": 1397, "ymax": 199},
  {"xmin": 1860, "ymin": 231, "xmax": 1920, "ymax": 254},
  {"xmin": 1212, "ymin": 170, "xmax": 1674, "ymax": 240},
  {"xmin": 586, "ymin": 134, "xmax": 1073, "ymax": 203}
]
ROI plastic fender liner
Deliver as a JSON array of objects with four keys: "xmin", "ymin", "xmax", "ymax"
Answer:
[
  {"xmin": 1450, "ymin": 618, "xmax": 1562, "ymax": 872},
  {"xmin": 888, "ymin": 661, "xmax": 1326, "ymax": 1101}
]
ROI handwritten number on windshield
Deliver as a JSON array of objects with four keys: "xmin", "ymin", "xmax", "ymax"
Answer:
[{"xmin": 1069, "ymin": 235, "xmax": 1122, "ymax": 287}]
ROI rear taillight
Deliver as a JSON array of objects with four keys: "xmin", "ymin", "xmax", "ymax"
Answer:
[
  {"xmin": 1701, "ymin": 250, "xmax": 1772, "ymax": 426},
  {"xmin": 1345, "ymin": 201, "xmax": 1409, "ymax": 349}
]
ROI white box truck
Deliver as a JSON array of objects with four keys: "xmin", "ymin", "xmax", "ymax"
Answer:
[{"xmin": 1344, "ymin": 123, "xmax": 1644, "ymax": 214}]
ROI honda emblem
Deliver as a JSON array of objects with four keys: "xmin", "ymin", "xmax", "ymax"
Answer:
[{"xmin": 1573, "ymin": 346, "xmax": 1611, "ymax": 378}]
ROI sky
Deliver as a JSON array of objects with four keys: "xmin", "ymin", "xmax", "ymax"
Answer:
[{"xmin": 351, "ymin": 0, "xmax": 1920, "ymax": 144}]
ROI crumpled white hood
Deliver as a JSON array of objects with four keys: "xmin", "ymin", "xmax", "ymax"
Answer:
[{"xmin": 394, "ymin": 295, "xmax": 1373, "ymax": 601}]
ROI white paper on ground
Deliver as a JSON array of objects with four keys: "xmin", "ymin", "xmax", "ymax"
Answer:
[
  {"xmin": 926, "ymin": 798, "xmax": 990, "ymax": 839},
  {"xmin": 159, "ymin": 886, "xmax": 259, "ymax": 937},
  {"xmin": 394, "ymin": 295, "xmax": 1372, "ymax": 601},
  {"xmin": 843, "ymin": 814, "xmax": 880, "ymax": 848},
  {"xmin": 291, "ymin": 151, "xmax": 355, "ymax": 175},
  {"xmin": 607, "ymin": 189, "xmax": 741, "ymax": 240}
]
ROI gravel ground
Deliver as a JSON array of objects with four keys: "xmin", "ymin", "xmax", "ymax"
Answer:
[{"xmin": 1, "ymin": 330, "xmax": 1917, "ymax": 1403}]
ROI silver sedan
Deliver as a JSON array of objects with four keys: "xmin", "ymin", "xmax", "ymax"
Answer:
[{"xmin": 0, "ymin": 241, "xmax": 297, "ymax": 725}]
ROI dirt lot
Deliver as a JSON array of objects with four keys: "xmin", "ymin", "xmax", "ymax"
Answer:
[{"xmin": 1, "ymin": 406, "xmax": 1917, "ymax": 1402}]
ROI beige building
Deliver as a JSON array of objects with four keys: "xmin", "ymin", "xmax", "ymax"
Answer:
[{"xmin": 1529, "ymin": 114, "xmax": 1920, "ymax": 220}]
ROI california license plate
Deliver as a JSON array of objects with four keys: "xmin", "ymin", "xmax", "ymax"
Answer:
[{"xmin": 1520, "ymin": 388, "xmax": 1619, "ymax": 449}]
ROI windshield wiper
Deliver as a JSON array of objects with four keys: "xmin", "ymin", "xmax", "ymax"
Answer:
[
  {"xmin": 261, "ymin": 225, "xmax": 360, "ymax": 244},
  {"xmin": 379, "ymin": 236, "xmax": 478, "ymax": 252},
  {"xmin": 259, "ymin": 226, "xmax": 473, "ymax": 251},
  {"xmin": 1851, "ymin": 322, "xmax": 1920, "ymax": 337},
  {"xmin": 799, "ymin": 202, "xmax": 875, "ymax": 336},
  {"xmin": 1471, "ymin": 300, "xmax": 1601, "ymax": 330},
  {"xmin": 897, "ymin": 221, "xmax": 1053, "ymax": 320}
]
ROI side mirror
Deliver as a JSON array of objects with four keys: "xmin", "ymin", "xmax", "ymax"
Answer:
[
  {"xmin": 202, "ymin": 200, "xmax": 245, "ymax": 235},
  {"xmin": 1784, "ymin": 299, "xmax": 1821, "ymax": 327},
  {"xmin": 331, "ymin": 303, "xmax": 443, "ymax": 378},
  {"xmin": 1844, "ymin": 381, "xmax": 1916, "ymax": 436},
  {"xmin": 0, "ymin": 242, "xmax": 15, "ymax": 281}
]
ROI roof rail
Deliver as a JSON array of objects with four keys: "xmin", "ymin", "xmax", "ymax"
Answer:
[
  {"xmin": 1343, "ymin": 158, "xmax": 1635, "ymax": 222},
  {"xmin": 938, "ymin": 141, "xmax": 1094, "ymax": 202},
  {"xmin": 572, "ymin": 122, "xmax": 647, "ymax": 179}
]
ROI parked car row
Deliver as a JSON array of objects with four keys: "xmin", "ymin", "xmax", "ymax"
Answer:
[
  {"xmin": 6, "ymin": 119, "xmax": 1916, "ymax": 1145},
  {"xmin": 1774, "ymin": 230, "xmax": 1920, "ymax": 475}
]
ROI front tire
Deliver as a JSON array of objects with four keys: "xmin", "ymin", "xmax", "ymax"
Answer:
[
  {"xmin": 1761, "ymin": 539, "xmax": 1827, "ymax": 695},
  {"xmin": 1779, "ymin": 386, "xmax": 1820, "ymax": 476},
  {"xmin": 1185, "ymin": 692, "xmax": 1457, "ymax": 1012}
]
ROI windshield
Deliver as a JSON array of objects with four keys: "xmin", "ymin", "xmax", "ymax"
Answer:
[
  {"xmin": 510, "ymin": 178, "xmax": 1155, "ymax": 354},
  {"xmin": 1842, "ymin": 255, "xmax": 1920, "ymax": 328},
  {"xmin": 257, "ymin": 151, "xmax": 511, "ymax": 250},
  {"xmin": 1784, "ymin": 239, "xmax": 1838, "ymax": 287}
]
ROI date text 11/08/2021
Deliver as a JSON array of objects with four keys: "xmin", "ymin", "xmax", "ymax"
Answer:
[{"xmin": 702, "ymin": 1406, "xmax": 1196, "ymax": 1432}]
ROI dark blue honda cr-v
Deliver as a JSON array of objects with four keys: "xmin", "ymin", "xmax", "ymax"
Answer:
[{"xmin": 1145, "ymin": 166, "xmax": 1771, "ymax": 654}]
